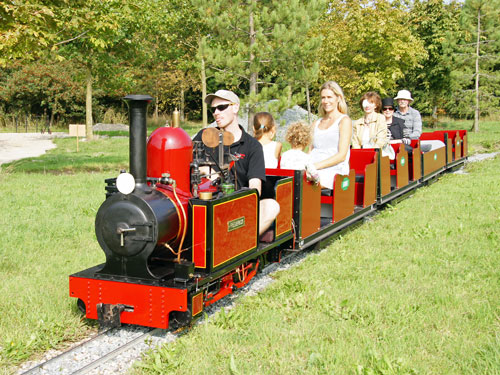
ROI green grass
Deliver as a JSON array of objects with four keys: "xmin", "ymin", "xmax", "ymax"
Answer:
[
  {"xmin": 0, "ymin": 120, "xmax": 498, "ymax": 374},
  {"xmin": 133, "ymin": 156, "xmax": 500, "ymax": 375},
  {"xmin": 0, "ymin": 172, "xmax": 106, "ymax": 372},
  {"xmin": 1, "ymin": 137, "xmax": 129, "ymax": 174}
]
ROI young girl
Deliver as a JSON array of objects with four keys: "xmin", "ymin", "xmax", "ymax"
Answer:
[
  {"xmin": 253, "ymin": 112, "xmax": 282, "ymax": 168},
  {"xmin": 280, "ymin": 121, "xmax": 312, "ymax": 170}
]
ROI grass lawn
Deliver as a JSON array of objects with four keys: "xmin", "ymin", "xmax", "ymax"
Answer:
[
  {"xmin": 132, "ymin": 151, "xmax": 500, "ymax": 375},
  {"xmin": 0, "ymin": 120, "xmax": 498, "ymax": 374}
]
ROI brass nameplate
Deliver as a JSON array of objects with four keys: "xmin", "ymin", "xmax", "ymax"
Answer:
[{"xmin": 228, "ymin": 217, "xmax": 245, "ymax": 232}]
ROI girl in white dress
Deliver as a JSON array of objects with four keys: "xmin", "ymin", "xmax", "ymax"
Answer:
[
  {"xmin": 280, "ymin": 121, "xmax": 312, "ymax": 170},
  {"xmin": 308, "ymin": 81, "xmax": 352, "ymax": 189},
  {"xmin": 253, "ymin": 112, "xmax": 282, "ymax": 168}
]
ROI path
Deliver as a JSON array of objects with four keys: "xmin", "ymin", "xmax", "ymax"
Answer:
[{"xmin": 0, "ymin": 133, "xmax": 68, "ymax": 166}]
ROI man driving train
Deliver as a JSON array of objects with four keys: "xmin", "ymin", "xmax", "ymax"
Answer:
[{"xmin": 192, "ymin": 90, "xmax": 280, "ymax": 236}]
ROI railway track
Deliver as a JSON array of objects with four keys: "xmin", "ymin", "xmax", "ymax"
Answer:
[
  {"xmin": 20, "ymin": 326, "xmax": 163, "ymax": 375},
  {"xmin": 18, "ymin": 248, "xmax": 311, "ymax": 375}
]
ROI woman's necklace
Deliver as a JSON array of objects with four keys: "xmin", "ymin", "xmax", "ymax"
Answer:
[{"xmin": 364, "ymin": 114, "xmax": 377, "ymax": 126}]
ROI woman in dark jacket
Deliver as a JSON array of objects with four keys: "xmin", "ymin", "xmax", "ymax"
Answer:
[{"xmin": 382, "ymin": 97, "xmax": 412, "ymax": 152}]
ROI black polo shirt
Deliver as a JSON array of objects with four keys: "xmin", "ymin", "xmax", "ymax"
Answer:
[{"xmin": 193, "ymin": 125, "xmax": 266, "ymax": 190}]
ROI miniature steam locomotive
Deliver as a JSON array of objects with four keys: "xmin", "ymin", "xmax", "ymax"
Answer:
[{"xmin": 69, "ymin": 95, "xmax": 468, "ymax": 329}]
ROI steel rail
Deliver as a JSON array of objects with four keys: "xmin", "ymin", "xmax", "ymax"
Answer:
[
  {"xmin": 20, "ymin": 328, "xmax": 115, "ymax": 375},
  {"xmin": 70, "ymin": 328, "xmax": 162, "ymax": 375}
]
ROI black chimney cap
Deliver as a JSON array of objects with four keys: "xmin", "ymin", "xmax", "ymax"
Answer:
[{"xmin": 123, "ymin": 94, "xmax": 153, "ymax": 102}]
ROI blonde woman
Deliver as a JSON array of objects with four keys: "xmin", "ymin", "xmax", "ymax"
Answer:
[{"xmin": 307, "ymin": 81, "xmax": 352, "ymax": 189}]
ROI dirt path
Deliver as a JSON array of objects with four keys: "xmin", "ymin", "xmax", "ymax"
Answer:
[{"xmin": 0, "ymin": 133, "xmax": 69, "ymax": 166}]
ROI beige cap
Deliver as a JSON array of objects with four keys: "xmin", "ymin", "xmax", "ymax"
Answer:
[{"xmin": 204, "ymin": 90, "xmax": 240, "ymax": 105}]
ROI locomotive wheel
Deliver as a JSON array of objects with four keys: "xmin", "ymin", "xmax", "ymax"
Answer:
[{"xmin": 77, "ymin": 299, "xmax": 86, "ymax": 314}]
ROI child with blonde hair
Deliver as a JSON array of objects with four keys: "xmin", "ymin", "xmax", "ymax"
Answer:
[
  {"xmin": 280, "ymin": 121, "xmax": 312, "ymax": 170},
  {"xmin": 253, "ymin": 112, "xmax": 282, "ymax": 168}
]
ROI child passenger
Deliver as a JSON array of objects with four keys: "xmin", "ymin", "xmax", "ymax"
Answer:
[
  {"xmin": 253, "ymin": 112, "xmax": 282, "ymax": 168},
  {"xmin": 280, "ymin": 121, "xmax": 312, "ymax": 170}
]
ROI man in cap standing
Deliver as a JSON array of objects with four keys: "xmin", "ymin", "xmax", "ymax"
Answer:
[
  {"xmin": 192, "ymin": 89, "xmax": 279, "ymax": 236},
  {"xmin": 393, "ymin": 90, "xmax": 422, "ymax": 140}
]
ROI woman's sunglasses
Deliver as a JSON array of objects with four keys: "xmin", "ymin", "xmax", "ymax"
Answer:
[
  {"xmin": 210, "ymin": 103, "xmax": 235, "ymax": 113},
  {"xmin": 383, "ymin": 107, "xmax": 394, "ymax": 111}
]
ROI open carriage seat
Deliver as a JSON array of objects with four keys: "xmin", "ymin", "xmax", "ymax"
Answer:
[
  {"xmin": 349, "ymin": 149, "xmax": 378, "ymax": 208},
  {"xmin": 320, "ymin": 169, "xmax": 355, "ymax": 222}
]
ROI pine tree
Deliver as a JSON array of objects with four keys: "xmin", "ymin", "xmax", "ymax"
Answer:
[
  {"xmin": 450, "ymin": 0, "xmax": 500, "ymax": 131},
  {"xmin": 192, "ymin": 0, "xmax": 327, "ymax": 125}
]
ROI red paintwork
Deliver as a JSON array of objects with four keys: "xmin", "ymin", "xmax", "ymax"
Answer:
[
  {"xmin": 212, "ymin": 193, "xmax": 258, "ymax": 267},
  {"xmin": 275, "ymin": 180, "xmax": 293, "ymax": 237},
  {"xmin": 147, "ymin": 127, "xmax": 193, "ymax": 193},
  {"xmin": 69, "ymin": 276, "xmax": 187, "ymax": 329},
  {"xmin": 198, "ymin": 178, "xmax": 218, "ymax": 193},
  {"xmin": 192, "ymin": 204, "xmax": 207, "ymax": 268},
  {"xmin": 204, "ymin": 261, "xmax": 259, "ymax": 307},
  {"xmin": 350, "ymin": 149, "xmax": 378, "ymax": 207}
]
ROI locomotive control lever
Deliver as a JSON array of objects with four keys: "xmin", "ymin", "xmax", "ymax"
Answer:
[{"xmin": 117, "ymin": 227, "xmax": 136, "ymax": 247}]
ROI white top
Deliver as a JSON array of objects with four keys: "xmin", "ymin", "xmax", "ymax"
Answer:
[
  {"xmin": 280, "ymin": 149, "xmax": 310, "ymax": 170},
  {"xmin": 309, "ymin": 115, "xmax": 350, "ymax": 189},
  {"xmin": 361, "ymin": 125, "xmax": 371, "ymax": 147},
  {"xmin": 262, "ymin": 141, "xmax": 279, "ymax": 168}
]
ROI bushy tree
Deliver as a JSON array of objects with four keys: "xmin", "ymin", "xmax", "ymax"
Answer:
[
  {"xmin": 0, "ymin": 61, "xmax": 85, "ymax": 124},
  {"xmin": 397, "ymin": 0, "xmax": 461, "ymax": 123},
  {"xmin": 317, "ymin": 0, "xmax": 427, "ymax": 110}
]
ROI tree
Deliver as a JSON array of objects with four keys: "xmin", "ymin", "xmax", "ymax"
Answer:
[
  {"xmin": 53, "ymin": 0, "xmax": 142, "ymax": 139},
  {"xmin": 0, "ymin": 1, "xmax": 67, "ymax": 65},
  {"xmin": 127, "ymin": 0, "xmax": 208, "ymax": 124},
  {"xmin": 397, "ymin": 0, "xmax": 461, "ymax": 124},
  {"xmin": 193, "ymin": 0, "xmax": 327, "ymax": 124},
  {"xmin": 0, "ymin": 60, "xmax": 85, "ymax": 124},
  {"xmin": 449, "ymin": 0, "xmax": 499, "ymax": 131},
  {"xmin": 317, "ymin": 0, "xmax": 427, "ymax": 109}
]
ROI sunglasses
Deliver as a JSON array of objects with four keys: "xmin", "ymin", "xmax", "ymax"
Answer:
[
  {"xmin": 383, "ymin": 107, "xmax": 394, "ymax": 111},
  {"xmin": 210, "ymin": 103, "xmax": 235, "ymax": 113}
]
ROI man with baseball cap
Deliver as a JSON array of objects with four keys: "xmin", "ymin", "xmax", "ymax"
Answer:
[
  {"xmin": 192, "ymin": 89, "xmax": 280, "ymax": 236},
  {"xmin": 393, "ymin": 90, "xmax": 422, "ymax": 140}
]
